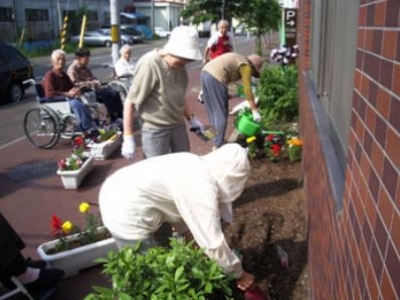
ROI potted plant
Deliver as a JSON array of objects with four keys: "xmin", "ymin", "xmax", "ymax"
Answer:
[
  {"xmin": 37, "ymin": 202, "xmax": 117, "ymax": 278},
  {"xmin": 56, "ymin": 142, "xmax": 94, "ymax": 189},
  {"xmin": 87, "ymin": 129, "xmax": 122, "ymax": 160},
  {"xmin": 85, "ymin": 238, "xmax": 240, "ymax": 300}
]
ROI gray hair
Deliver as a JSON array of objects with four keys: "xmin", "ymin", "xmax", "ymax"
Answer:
[
  {"xmin": 51, "ymin": 49, "xmax": 66, "ymax": 61},
  {"xmin": 218, "ymin": 20, "xmax": 229, "ymax": 29},
  {"xmin": 119, "ymin": 44, "xmax": 132, "ymax": 55}
]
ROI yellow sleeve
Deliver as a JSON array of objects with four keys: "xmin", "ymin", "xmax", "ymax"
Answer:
[{"xmin": 239, "ymin": 65, "xmax": 254, "ymax": 101}]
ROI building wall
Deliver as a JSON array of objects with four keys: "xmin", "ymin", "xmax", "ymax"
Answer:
[{"xmin": 298, "ymin": 0, "xmax": 399, "ymax": 299}]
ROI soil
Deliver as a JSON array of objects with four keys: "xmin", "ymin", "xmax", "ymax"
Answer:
[{"xmin": 223, "ymin": 156, "xmax": 309, "ymax": 300}]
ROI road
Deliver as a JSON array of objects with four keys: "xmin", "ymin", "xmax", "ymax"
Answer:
[{"xmin": 0, "ymin": 35, "xmax": 256, "ymax": 148}]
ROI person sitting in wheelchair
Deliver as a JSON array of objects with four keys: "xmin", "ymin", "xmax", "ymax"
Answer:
[
  {"xmin": 42, "ymin": 49, "xmax": 99, "ymax": 134},
  {"xmin": 114, "ymin": 44, "xmax": 136, "ymax": 79},
  {"xmin": 67, "ymin": 48, "xmax": 123, "ymax": 124}
]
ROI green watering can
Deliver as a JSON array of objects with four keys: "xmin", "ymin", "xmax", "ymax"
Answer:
[{"xmin": 234, "ymin": 111, "xmax": 261, "ymax": 136}]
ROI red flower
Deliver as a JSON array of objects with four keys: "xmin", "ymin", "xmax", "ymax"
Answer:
[
  {"xmin": 266, "ymin": 134, "xmax": 275, "ymax": 142},
  {"xmin": 51, "ymin": 214, "xmax": 63, "ymax": 236},
  {"xmin": 271, "ymin": 144, "xmax": 281, "ymax": 156},
  {"xmin": 73, "ymin": 136, "xmax": 85, "ymax": 147}
]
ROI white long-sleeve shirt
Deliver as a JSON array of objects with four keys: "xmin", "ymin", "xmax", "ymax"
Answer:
[{"xmin": 99, "ymin": 144, "xmax": 250, "ymax": 278}]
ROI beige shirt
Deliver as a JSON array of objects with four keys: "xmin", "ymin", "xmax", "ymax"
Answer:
[
  {"xmin": 203, "ymin": 52, "xmax": 250, "ymax": 84},
  {"xmin": 67, "ymin": 60, "xmax": 96, "ymax": 86},
  {"xmin": 126, "ymin": 49, "xmax": 188, "ymax": 130}
]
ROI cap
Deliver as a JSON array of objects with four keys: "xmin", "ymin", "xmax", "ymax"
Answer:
[
  {"xmin": 164, "ymin": 26, "xmax": 202, "ymax": 61},
  {"xmin": 247, "ymin": 54, "xmax": 264, "ymax": 77}
]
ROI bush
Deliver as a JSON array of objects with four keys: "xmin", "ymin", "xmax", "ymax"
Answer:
[
  {"xmin": 85, "ymin": 238, "xmax": 235, "ymax": 300},
  {"xmin": 256, "ymin": 65, "xmax": 299, "ymax": 127}
]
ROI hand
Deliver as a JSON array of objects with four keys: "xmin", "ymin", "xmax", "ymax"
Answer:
[
  {"xmin": 236, "ymin": 271, "xmax": 255, "ymax": 291},
  {"xmin": 252, "ymin": 110, "xmax": 261, "ymax": 122},
  {"xmin": 121, "ymin": 135, "xmax": 135, "ymax": 160},
  {"xmin": 188, "ymin": 115, "xmax": 203, "ymax": 131}
]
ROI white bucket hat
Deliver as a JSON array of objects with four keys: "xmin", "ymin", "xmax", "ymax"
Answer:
[{"xmin": 164, "ymin": 26, "xmax": 202, "ymax": 61}]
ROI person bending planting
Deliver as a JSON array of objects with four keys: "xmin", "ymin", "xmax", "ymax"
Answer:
[{"xmin": 99, "ymin": 143, "xmax": 257, "ymax": 292}]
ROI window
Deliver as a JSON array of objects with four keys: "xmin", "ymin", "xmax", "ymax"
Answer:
[
  {"xmin": 0, "ymin": 7, "xmax": 12, "ymax": 22},
  {"xmin": 86, "ymin": 10, "xmax": 99, "ymax": 21},
  {"xmin": 25, "ymin": 9, "xmax": 49, "ymax": 22},
  {"xmin": 309, "ymin": 0, "xmax": 359, "ymax": 209}
]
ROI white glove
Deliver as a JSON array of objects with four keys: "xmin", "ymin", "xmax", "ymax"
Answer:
[
  {"xmin": 121, "ymin": 135, "xmax": 135, "ymax": 160},
  {"xmin": 188, "ymin": 115, "xmax": 204, "ymax": 131},
  {"xmin": 252, "ymin": 110, "xmax": 261, "ymax": 122}
]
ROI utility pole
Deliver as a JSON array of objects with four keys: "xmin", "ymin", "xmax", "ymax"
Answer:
[{"xmin": 110, "ymin": 0, "xmax": 120, "ymax": 65}]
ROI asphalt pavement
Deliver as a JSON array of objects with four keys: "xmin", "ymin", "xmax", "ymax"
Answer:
[{"xmin": 0, "ymin": 36, "xmax": 257, "ymax": 299}]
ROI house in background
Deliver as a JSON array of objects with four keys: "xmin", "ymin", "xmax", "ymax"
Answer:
[
  {"xmin": 0, "ymin": 0, "xmax": 185, "ymax": 43},
  {"xmin": 298, "ymin": 0, "xmax": 399, "ymax": 298}
]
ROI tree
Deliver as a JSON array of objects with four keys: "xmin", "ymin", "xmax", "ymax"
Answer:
[{"xmin": 181, "ymin": 0, "xmax": 281, "ymax": 56}]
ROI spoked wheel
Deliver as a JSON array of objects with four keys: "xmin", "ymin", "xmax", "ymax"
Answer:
[
  {"xmin": 107, "ymin": 80, "xmax": 129, "ymax": 102},
  {"xmin": 60, "ymin": 114, "xmax": 82, "ymax": 140},
  {"xmin": 24, "ymin": 106, "xmax": 61, "ymax": 149}
]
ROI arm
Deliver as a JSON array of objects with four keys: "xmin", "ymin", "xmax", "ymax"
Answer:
[
  {"xmin": 239, "ymin": 65, "xmax": 257, "ymax": 112},
  {"xmin": 123, "ymin": 99, "xmax": 135, "ymax": 137}
]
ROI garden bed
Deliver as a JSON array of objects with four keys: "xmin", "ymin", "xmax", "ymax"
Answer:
[{"xmin": 224, "ymin": 157, "xmax": 309, "ymax": 300}]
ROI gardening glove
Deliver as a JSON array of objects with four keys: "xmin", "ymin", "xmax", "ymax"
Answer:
[
  {"xmin": 252, "ymin": 110, "xmax": 261, "ymax": 122},
  {"xmin": 188, "ymin": 115, "xmax": 204, "ymax": 131},
  {"xmin": 121, "ymin": 135, "xmax": 135, "ymax": 160}
]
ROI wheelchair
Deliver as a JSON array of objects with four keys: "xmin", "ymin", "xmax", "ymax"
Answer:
[
  {"xmin": 102, "ymin": 62, "xmax": 132, "ymax": 102},
  {"xmin": 23, "ymin": 79, "xmax": 107, "ymax": 149}
]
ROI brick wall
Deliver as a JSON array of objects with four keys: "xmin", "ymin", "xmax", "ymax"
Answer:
[{"xmin": 298, "ymin": 0, "xmax": 399, "ymax": 299}]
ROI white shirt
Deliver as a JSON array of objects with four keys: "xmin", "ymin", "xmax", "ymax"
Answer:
[
  {"xmin": 99, "ymin": 144, "xmax": 250, "ymax": 278},
  {"xmin": 114, "ymin": 57, "xmax": 136, "ymax": 77}
]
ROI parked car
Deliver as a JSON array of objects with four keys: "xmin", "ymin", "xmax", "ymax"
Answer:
[
  {"xmin": 120, "ymin": 26, "xmax": 145, "ymax": 43},
  {"xmin": 154, "ymin": 27, "xmax": 171, "ymax": 38},
  {"xmin": 70, "ymin": 29, "xmax": 132, "ymax": 47},
  {"xmin": 0, "ymin": 43, "xmax": 34, "ymax": 104}
]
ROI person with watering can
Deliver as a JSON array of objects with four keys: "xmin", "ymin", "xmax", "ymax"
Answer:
[{"xmin": 200, "ymin": 53, "xmax": 264, "ymax": 151}]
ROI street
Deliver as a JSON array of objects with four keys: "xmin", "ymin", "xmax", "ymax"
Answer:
[{"xmin": 0, "ymin": 35, "xmax": 256, "ymax": 148}]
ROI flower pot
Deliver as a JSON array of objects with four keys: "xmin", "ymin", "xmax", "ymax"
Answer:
[
  {"xmin": 56, "ymin": 155, "xmax": 94, "ymax": 189},
  {"xmin": 88, "ymin": 132, "xmax": 122, "ymax": 160},
  {"xmin": 37, "ymin": 226, "xmax": 118, "ymax": 278}
]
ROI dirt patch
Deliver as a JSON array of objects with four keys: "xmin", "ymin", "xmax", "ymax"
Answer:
[{"xmin": 224, "ymin": 158, "xmax": 309, "ymax": 300}]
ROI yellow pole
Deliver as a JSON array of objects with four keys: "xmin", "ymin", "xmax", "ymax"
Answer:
[
  {"xmin": 79, "ymin": 14, "xmax": 87, "ymax": 48},
  {"xmin": 60, "ymin": 15, "xmax": 68, "ymax": 50}
]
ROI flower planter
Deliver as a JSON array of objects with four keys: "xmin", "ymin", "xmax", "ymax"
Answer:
[
  {"xmin": 88, "ymin": 132, "xmax": 122, "ymax": 160},
  {"xmin": 37, "ymin": 226, "xmax": 118, "ymax": 278},
  {"xmin": 57, "ymin": 155, "xmax": 94, "ymax": 189}
]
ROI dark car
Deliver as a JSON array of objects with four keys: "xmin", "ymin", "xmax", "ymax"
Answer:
[
  {"xmin": 121, "ymin": 27, "xmax": 145, "ymax": 43},
  {"xmin": 0, "ymin": 43, "xmax": 34, "ymax": 104}
]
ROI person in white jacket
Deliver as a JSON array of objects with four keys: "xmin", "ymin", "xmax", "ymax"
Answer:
[{"xmin": 99, "ymin": 143, "xmax": 255, "ymax": 291}]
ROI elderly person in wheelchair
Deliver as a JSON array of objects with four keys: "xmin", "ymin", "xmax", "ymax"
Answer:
[
  {"xmin": 42, "ymin": 49, "xmax": 98, "ymax": 134},
  {"xmin": 67, "ymin": 48, "xmax": 123, "ymax": 124}
]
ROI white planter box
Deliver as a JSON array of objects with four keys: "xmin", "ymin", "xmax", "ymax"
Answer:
[
  {"xmin": 88, "ymin": 132, "xmax": 122, "ymax": 160},
  {"xmin": 56, "ymin": 155, "xmax": 94, "ymax": 189},
  {"xmin": 37, "ymin": 226, "xmax": 118, "ymax": 278}
]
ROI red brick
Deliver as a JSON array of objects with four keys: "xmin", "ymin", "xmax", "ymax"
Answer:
[
  {"xmin": 377, "ymin": 188, "xmax": 394, "ymax": 232},
  {"xmin": 380, "ymin": 268, "xmax": 397, "ymax": 300},
  {"xmin": 391, "ymin": 211, "xmax": 400, "ymax": 256},
  {"xmin": 357, "ymin": 29, "xmax": 366, "ymax": 49},
  {"xmin": 382, "ymin": 30, "xmax": 397, "ymax": 60},
  {"xmin": 359, "ymin": 6, "xmax": 367, "ymax": 27},
  {"xmin": 365, "ymin": 30, "xmax": 374, "ymax": 52},
  {"xmin": 364, "ymin": 191, "xmax": 378, "ymax": 229},
  {"xmin": 354, "ymin": 70, "xmax": 362, "ymax": 91},
  {"xmin": 360, "ymin": 151, "xmax": 371, "ymax": 183},
  {"xmin": 361, "ymin": 74, "xmax": 370, "ymax": 99},
  {"xmin": 386, "ymin": 126, "xmax": 400, "ymax": 169},
  {"xmin": 393, "ymin": 63, "xmax": 400, "ymax": 96},
  {"xmin": 366, "ymin": 260, "xmax": 380, "ymax": 300},
  {"xmin": 371, "ymin": 139, "xmax": 385, "ymax": 177},
  {"xmin": 374, "ymin": 2, "xmax": 386, "ymax": 27},
  {"xmin": 365, "ymin": 105, "xmax": 377, "ymax": 133},
  {"xmin": 376, "ymin": 86, "xmax": 391, "ymax": 119}
]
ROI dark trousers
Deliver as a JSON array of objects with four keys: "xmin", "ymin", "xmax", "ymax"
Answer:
[{"xmin": 96, "ymin": 88, "xmax": 123, "ymax": 121}]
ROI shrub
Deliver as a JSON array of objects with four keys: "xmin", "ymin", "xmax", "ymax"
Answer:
[
  {"xmin": 256, "ymin": 65, "xmax": 299, "ymax": 127},
  {"xmin": 85, "ymin": 238, "xmax": 235, "ymax": 300}
]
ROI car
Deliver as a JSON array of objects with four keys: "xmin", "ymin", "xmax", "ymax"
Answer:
[
  {"xmin": 70, "ymin": 29, "xmax": 133, "ymax": 47},
  {"xmin": 120, "ymin": 26, "xmax": 145, "ymax": 43},
  {"xmin": 154, "ymin": 27, "xmax": 171, "ymax": 38},
  {"xmin": 0, "ymin": 43, "xmax": 34, "ymax": 104}
]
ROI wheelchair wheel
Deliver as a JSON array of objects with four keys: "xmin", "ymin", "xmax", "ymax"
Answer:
[
  {"xmin": 24, "ymin": 106, "xmax": 61, "ymax": 149},
  {"xmin": 107, "ymin": 80, "xmax": 129, "ymax": 102}
]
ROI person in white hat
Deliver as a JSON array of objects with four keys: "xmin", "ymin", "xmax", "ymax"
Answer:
[
  {"xmin": 200, "ymin": 53, "xmax": 263, "ymax": 150},
  {"xmin": 121, "ymin": 25, "xmax": 204, "ymax": 160},
  {"xmin": 99, "ymin": 143, "xmax": 255, "ymax": 291}
]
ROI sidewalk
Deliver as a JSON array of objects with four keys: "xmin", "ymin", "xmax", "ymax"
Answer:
[{"xmin": 0, "ymin": 66, "xmax": 244, "ymax": 299}]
